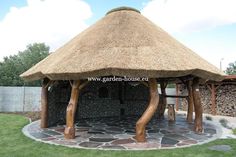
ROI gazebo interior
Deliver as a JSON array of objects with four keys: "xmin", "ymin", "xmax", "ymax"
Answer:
[{"xmin": 40, "ymin": 75, "xmax": 204, "ymax": 142}]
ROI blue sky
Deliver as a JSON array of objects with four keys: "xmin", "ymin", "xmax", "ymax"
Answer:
[
  {"xmin": 85, "ymin": 0, "xmax": 150, "ymax": 25},
  {"xmin": 0, "ymin": 0, "xmax": 148, "ymax": 21},
  {"xmin": 0, "ymin": 0, "xmax": 235, "ymax": 71}
]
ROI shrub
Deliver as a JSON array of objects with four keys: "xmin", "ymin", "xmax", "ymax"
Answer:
[
  {"xmin": 205, "ymin": 116, "xmax": 212, "ymax": 121},
  {"xmin": 232, "ymin": 128, "xmax": 236, "ymax": 135},
  {"xmin": 219, "ymin": 118, "xmax": 231, "ymax": 129}
]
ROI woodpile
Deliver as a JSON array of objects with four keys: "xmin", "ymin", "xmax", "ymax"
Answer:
[
  {"xmin": 180, "ymin": 84, "xmax": 236, "ymax": 117},
  {"xmin": 199, "ymin": 86, "xmax": 212, "ymax": 114},
  {"xmin": 216, "ymin": 85, "xmax": 236, "ymax": 117}
]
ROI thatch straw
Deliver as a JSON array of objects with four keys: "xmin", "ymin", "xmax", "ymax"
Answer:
[{"xmin": 20, "ymin": 7, "xmax": 224, "ymax": 81}]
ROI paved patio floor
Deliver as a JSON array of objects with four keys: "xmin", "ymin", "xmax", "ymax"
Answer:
[{"xmin": 23, "ymin": 114, "xmax": 220, "ymax": 150}]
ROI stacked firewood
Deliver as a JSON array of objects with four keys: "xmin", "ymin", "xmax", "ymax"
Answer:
[
  {"xmin": 216, "ymin": 85, "xmax": 236, "ymax": 117},
  {"xmin": 179, "ymin": 85, "xmax": 188, "ymax": 111},
  {"xmin": 180, "ymin": 84, "xmax": 236, "ymax": 117},
  {"xmin": 179, "ymin": 86, "xmax": 212, "ymax": 112},
  {"xmin": 199, "ymin": 86, "xmax": 212, "ymax": 114}
]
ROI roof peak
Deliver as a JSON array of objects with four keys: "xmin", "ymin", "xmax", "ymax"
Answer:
[{"xmin": 106, "ymin": 6, "xmax": 140, "ymax": 15}]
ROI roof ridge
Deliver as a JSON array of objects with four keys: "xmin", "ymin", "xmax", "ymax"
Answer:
[{"xmin": 106, "ymin": 6, "xmax": 140, "ymax": 15}]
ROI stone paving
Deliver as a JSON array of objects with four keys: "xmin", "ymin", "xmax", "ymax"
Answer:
[
  {"xmin": 208, "ymin": 145, "xmax": 232, "ymax": 152},
  {"xmin": 23, "ymin": 114, "xmax": 220, "ymax": 150}
]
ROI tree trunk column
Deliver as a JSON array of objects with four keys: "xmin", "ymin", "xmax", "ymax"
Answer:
[
  {"xmin": 186, "ymin": 80, "xmax": 194, "ymax": 123},
  {"xmin": 175, "ymin": 84, "xmax": 179, "ymax": 111},
  {"xmin": 157, "ymin": 82, "xmax": 167, "ymax": 119},
  {"xmin": 135, "ymin": 78, "xmax": 159, "ymax": 142},
  {"xmin": 211, "ymin": 83, "xmax": 217, "ymax": 115},
  {"xmin": 41, "ymin": 78, "xmax": 50, "ymax": 128},
  {"xmin": 206, "ymin": 83, "xmax": 218, "ymax": 115},
  {"xmin": 64, "ymin": 80, "xmax": 80, "ymax": 139},
  {"xmin": 192, "ymin": 78, "xmax": 203, "ymax": 132}
]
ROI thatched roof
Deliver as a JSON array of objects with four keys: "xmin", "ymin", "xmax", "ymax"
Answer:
[{"xmin": 20, "ymin": 7, "xmax": 224, "ymax": 81}]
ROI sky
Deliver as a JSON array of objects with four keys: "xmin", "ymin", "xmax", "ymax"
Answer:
[{"xmin": 0, "ymin": 0, "xmax": 235, "ymax": 71}]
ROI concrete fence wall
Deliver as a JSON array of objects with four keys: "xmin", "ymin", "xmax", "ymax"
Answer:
[
  {"xmin": 164, "ymin": 88, "xmax": 176, "ymax": 105},
  {"xmin": 0, "ymin": 86, "xmax": 41, "ymax": 112},
  {"xmin": 0, "ymin": 86, "xmax": 176, "ymax": 112}
]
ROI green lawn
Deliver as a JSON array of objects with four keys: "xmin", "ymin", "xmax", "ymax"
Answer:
[{"xmin": 0, "ymin": 114, "xmax": 235, "ymax": 157}]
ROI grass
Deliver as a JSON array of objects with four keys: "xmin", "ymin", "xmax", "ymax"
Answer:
[
  {"xmin": 0, "ymin": 114, "xmax": 236, "ymax": 157},
  {"xmin": 0, "ymin": 111, "xmax": 40, "ymax": 121},
  {"xmin": 205, "ymin": 116, "xmax": 213, "ymax": 121}
]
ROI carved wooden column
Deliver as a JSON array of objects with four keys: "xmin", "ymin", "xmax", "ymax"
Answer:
[
  {"xmin": 192, "ymin": 78, "xmax": 203, "ymax": 132},
  {"xmin": 206, "ymin": 83, "xmax": 217, "ymax": 115},
  {"xmin": 206, "ymin": 83, "xmax": 222, "ymax": 115},
  {"xmin": 64, "ymin": 80, "xmax": 80, "ymax": 139},
  {"xmin": 161, "ymin": 82, "xmax": 167, "ymax": 116},
  {"xmin": 186, "ymin": 80, "xmax": 194, "ymax": 123},
  {"xmin": 41, "ymin": 78, "xmax": 50, "ymax": 128},
  {"xmin": 175, "ymin": 84, "xmax": 179, "ymax": 111},
  {"xmin": 157, "ymin": 81, "xmax": 167, "ymax": 119},
  {"xmin": 210, "ymin": 83, "xmax": 216, "ymax": 115},
  {"xmin": 135, "ymin": 78, "xmax": 159, "ymax": 142}
]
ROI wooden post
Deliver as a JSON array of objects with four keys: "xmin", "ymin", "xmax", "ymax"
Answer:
[
  {"xmin": 157, "ymin": 82, "xmax": 167, "ymax": 119},
  {"xmin": 135, "ymin": 78, "xmax": 159, "ymax": 142},
  {"xmin": 192, "ymin": 78, "xmax": 203, "ymax": 133},
  {"xmin": 186, "ymin": 80, "xmax": 194, "ymax": 123},
  {"xmin": 211, "ymin": 83, "xmax": 216, "ymax": 115},
  {"xmin": 41, "ymin": 78, "xmax": 50, "ymax": 128},
  {"xmin": 175, "ymin": 84, "xmax": 179, "ymax": 111},
  {"xmin": 207, "ymin": 83, "xmax": 220, "ymax": 116},
  {"xmin": 64, "ymin": 80, "xmax": 80, "ymax": 139},
  {"xmin": 168, "ymin": 104, "xmax": 175, "ymax": 121}
]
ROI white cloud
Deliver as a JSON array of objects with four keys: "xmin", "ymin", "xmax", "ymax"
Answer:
[
  {"xmin": 141, "ymin": 0, "xmax": 236, "ymax": 70},
  {"xmin": 0, "ymin": 0, "xmax": 92, "ymax": 60},
  {"xmin": 180, "ymin": 40, "xmax": 236, "ymax": 71},
  {"xmin": 142, "ymin": 0, "xmax": 236, "ymax": 33}
]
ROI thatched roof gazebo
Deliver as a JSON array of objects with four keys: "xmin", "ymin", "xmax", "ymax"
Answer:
[{"xmin": 21, "ymin": 7, "xmax": 224, "ymax": 142}]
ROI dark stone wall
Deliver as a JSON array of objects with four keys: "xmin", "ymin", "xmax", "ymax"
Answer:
[
  {"xmin": 124, "ymin": 83, "xmax": 149, "ymax": 116},
  {"xmin": 76, "ymin": 81, "xmax": 120, "ymax": 119},
  {"xmin": 47, "ymin": 81, "xmax": 149, "ymax": 126},
  {"xmin": 48, "ymin": 81, "xmax": 71, "ymax": 126}
]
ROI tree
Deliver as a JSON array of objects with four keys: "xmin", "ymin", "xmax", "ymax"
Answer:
[
  {"xmin": 225, "ymin": 61, "xmax": 236, "ymax": 75},
  {"xmin": 0, "ymin": 43, "xmax": 49, "ymax": 86}
]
